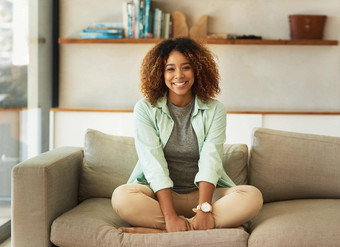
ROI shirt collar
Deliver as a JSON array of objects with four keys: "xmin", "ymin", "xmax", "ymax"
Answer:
[{"xmin": 155, "ymin": 95, "xmax": 209, "ymax": 116}]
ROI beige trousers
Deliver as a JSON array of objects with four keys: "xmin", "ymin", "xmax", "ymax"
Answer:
[{"xmin": 112, "ymin": 184, "xmax": 263, "ymax": 230}]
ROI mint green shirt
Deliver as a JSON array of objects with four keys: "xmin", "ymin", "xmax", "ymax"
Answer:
[{"xmin": 127, "ymin": 95, "xmax": 236, "ymax": 193}]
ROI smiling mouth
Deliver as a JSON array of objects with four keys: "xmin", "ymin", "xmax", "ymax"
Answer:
[{"xmin": 172, "ymin": 81, "xmax": 187, "ymax": 87}]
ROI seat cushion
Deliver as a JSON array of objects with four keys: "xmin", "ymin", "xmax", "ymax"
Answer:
[
  {"xmin": 51, "ymin": 198, "xmax": 249, "ymax": 247},
  {"xmin": 249, "ymin": 128, "xmax": 340, "ymax": 202},
  {"xmin": 51, "ymin": 198, "xmax": 128, "ymax": 247},
  {"xmin": 248, "ymin": 199, "xmax": 340, "ymax": 247},
  {"xmin": 79, "ymin": 129, "xmax": 249, "ymax": 201}
]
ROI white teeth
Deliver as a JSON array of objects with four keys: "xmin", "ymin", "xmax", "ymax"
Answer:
[{"xmin": 173, "ymin": 82, "xmax": 186, "ymax": 86}]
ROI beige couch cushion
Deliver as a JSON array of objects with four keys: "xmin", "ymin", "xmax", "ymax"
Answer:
[
  {"xmin": 249, "ymin": 128, "xmax": 340, "ymax": 203},
  {"xmin": 248, "ymin": 199, "xmax": 340, "ymax": 247},
  {"xmin": 79, "ymin": 129, "xmax": 138, "ymax": 201},
  {"xmin": 222, "ymin": 144, "xmax": 248, "ymax": 185},
  {"xmin": 79, "ymin": 129, "xmax": 248, "ymax": 201},
  {"xmin": 51, "ymin": 198, "xmax": 249, "ymax": 247}
]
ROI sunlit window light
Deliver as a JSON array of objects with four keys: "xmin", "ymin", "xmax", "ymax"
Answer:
[
  {"xmin": 0, "ymin": 0, "xmax": 28, "ymax": 66},
  {"xmin": 12, "ymin": 0, "xmax": 28, "ymax": 65}
]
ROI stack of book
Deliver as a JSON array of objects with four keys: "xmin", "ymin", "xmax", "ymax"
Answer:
[
  {"xmin": 122, "ymin": 0, "xmax": 172, "ymax": 39},
  {"xmin": 80, "ymin": 23, "xmax": 125, "ymax": 39}
]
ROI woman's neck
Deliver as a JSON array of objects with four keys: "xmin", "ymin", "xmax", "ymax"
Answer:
[{"xmin": 167, "ymin": 93, "xmax": 194, "ymax": 107}]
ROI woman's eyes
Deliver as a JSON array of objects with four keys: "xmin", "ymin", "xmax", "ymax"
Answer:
[{"xmin": 166, "ymin": 66, "xmax": 191, "ymax": 72}]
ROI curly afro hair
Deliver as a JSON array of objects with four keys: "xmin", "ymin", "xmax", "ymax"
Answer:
[{"xmin": 140, "ymin": 38, "xmax": 221, "ymax": 106}]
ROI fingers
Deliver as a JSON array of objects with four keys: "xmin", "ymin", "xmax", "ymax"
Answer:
[
  {"xmin": 190, "ymin": 212, "xmax": 215, "ymax": 230},
  {"xmin": 185, "ymin": 218, "xmax": 194, "ymax": 231}
]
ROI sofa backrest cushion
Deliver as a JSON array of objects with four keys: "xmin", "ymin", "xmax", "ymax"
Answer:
[
  {"xmin": 79, "ymin": 129, "xmax": 138, "ymax": 201},
  {"xmin": 223, "ymin": 143, "xmax": 248, "ymax": 185},
  {"xmin": 79, "ymin": 129, "xmax": 248, "ymax": 201},
  {"xmin": 249, "ymin": 128, "xmax": 340, "ymax": 203}
]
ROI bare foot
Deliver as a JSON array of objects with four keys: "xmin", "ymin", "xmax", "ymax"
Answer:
[{"xmin": 118, "ymin": 227, "xmax": 167, "ymax": 234}]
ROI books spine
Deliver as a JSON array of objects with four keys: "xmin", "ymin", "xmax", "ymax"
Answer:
[
  {"xmin": 144, "ymin": 0, "xmax": 151, "ymax": 38},
  {"xmin": 122, "ymin": 2, "xmax": 129, "ymax": 38},
  {"xmin": 163, "ymin": 13, "xmax": 170, "ymax": 39},
  {"xmin": 139, "ymin": 0, "xmax": 145, "ymax": 38},
  {"xmin": 157, "ymin": 9, "xmax": 162, "ymax": 39},
  {"xmin": 80, "ymin": 33, "xmax": 124, "ymax": 39},
  {"xmin": 153, "ymin": 8, "xmax": 158, "ymax": 38},
  {"xmin": 82, "ymin": 29, "xmax": 124, "ymax": 34},
  {"xmin": 133, "ymin": 0, "xmax": 140, "ymax": 38},
  {"xmin": 153, "ymin": 8, "xmax": 162, "ymax": 38},
  {"xmin": 161, "ymin": 12, "xmax": 165, "ymax": 38},
  {"xmin": 148, "ymin": 9, "xmax": 154, "ymax": 38},
  {"xmin": 169, "ymin": 15, "xmax": 173, "ymax": 38},
  {"xmin": 127, "ymin": 3, "xmax": 135, "ymax": 38},
  {"xmin": 92, "ymin": 22, "xmax": 124, "ymax": 28}
]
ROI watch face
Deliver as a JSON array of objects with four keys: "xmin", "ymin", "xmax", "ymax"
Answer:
[{"xmin": 201, "ymin": 202, "xmax": 211, "ymax": 212}]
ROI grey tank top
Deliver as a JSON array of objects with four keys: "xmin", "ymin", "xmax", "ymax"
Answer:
[{"xmin": 163, "ymin": 99, "xmax": 199, "ymax": 193}]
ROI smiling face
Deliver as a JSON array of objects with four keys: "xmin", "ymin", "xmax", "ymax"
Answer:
[{"xmin": 164, "ymin": 50, "xmax": 195, "ymax": 107}]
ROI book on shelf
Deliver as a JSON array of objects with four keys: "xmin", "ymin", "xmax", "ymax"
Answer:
[
  {"xmin": 82, "ymin": 28, "xmax": 124, "ymax": 34},
  {"xmin": 133, "ymin": 0, "xmax": 140, "ymax": 38},
  {"xmin": 163, "ymin": 12, "xmax": 171, "ymax": 39},
  {"xmin": 81, "ymin": 22, "xmax": 125, "ymax": 39},
  {"xmin": 153, "ymin": 8, "xmax": 162, "ymax": 39},
  {"xmin": 148, "ymin": 9, "xmax": 154, "ymax": 38},
  {"xmin": 122, "ymin": 0, "xmax": 172, "ymax": 39},
  {"xmin": 92, "ymin": 22, "xmax": 124, "ymax": 29},
  {"xmin": 122, "ymin": 2, "xmax": 129, "ymax": 38},
  {"xmin": 144, "ymin": 0, "xmax": 151, "ymax": 38},
  {"xmin": 161, "ymin": 12, "xmax": 166, "ymax": 38},
  {"xmin": 138, "ymin": 0, "xmax": 145, "ymax": 38},
  {"xmin": 80, "ymin": 33, "xmax": 124, "ymax": 39},
  {"xmin": 126, "ymin": 3, "xmax": 135, "ymax": 38}
]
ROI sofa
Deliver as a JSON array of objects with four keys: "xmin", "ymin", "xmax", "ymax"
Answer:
[{"xmin": 12, "ymin": 128, "xmax": 340, "ymax": 247}]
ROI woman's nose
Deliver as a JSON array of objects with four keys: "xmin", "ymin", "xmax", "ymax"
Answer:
[{"xmin": 175, "ymin": 70, "xmax": 184, "ymax": 78}]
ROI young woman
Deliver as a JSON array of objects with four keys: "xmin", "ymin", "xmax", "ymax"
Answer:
[{"xmin": 112, "ymin": 38, "xmax": 263, "ymax": 233}]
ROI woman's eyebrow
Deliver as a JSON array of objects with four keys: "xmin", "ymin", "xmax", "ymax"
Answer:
[{"xmin": 165, "ymin": 62, "xmax": 191, "ymax": 67}]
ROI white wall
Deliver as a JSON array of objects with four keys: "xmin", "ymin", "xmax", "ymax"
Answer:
[
  {"xmin": 50, "ymin": 111, "xmax": 262, "ymax": 148},
  {"xmin": 50, "ymin": 111, "xmax": 340, "ymax": 150},
  {"xmin": 58, "ymin": 0, "xmax": 340, "ymax": 111}
]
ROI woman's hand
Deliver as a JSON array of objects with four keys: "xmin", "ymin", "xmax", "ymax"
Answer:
[
  {"xmin": 191, "ymin": 210, "xmax": 215, "ymax": 230},
  {"xmin": 192, "ymin": 181, "xmax": 215, "ymax": 230},
  {"xmin": 156, "ymin": 188, "xmax": 191, "ymax": 232},
  {"xmin": 165, "ymin": 215, "xmax": 191, "ymax": 232}
]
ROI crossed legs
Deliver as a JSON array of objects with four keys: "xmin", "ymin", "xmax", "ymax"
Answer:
[{"xmin": 111, "ymin": 184, "xmax": 263, "ymax": 233}]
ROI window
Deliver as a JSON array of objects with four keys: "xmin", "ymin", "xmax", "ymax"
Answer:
[{"xmin": 0, "ymin": 0, "xmax": 28, "ymax": 242}]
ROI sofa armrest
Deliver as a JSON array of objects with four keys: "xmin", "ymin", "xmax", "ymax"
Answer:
[{"xmin": 12, "ymin": 147, "xmax": 83, "ymax": 247}]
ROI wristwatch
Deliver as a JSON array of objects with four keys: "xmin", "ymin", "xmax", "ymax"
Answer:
[{"xmin": 192, "ymin": 202, "xmax": 212, "ymax": 213}]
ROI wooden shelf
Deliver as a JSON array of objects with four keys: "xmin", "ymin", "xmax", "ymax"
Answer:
[
  {"xmin": 58, "ymin": 38, "xmax": 338, "ymax": 46},
  {"xmin": 58, "ymin": 38, "xmax": 164, "ymax": 44},
  {"xmin": 0, "ymin": 107, "xmax": 25, "ymax": 112}
]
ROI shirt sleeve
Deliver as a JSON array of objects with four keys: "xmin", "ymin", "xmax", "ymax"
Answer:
[
  {"xmin": 194, "ymin": 101, "xmax": 226, "ymax": 187},
  {"xmin": 133, "ymin": 100, "xmax": 173, "ymax": 193}
]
